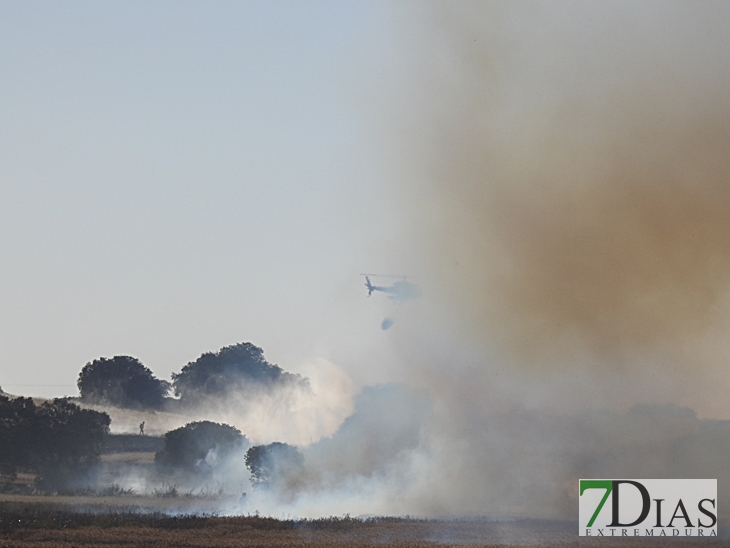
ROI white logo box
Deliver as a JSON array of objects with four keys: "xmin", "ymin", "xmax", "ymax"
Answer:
[{"xmin": 579, "ymin": 479, "xmax": 717, "ymax": 537}]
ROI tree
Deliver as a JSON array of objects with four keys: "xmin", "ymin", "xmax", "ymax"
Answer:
[
  {"xmin": 78, "ymin": 356, "xmax": 171, "ymax": 409},
  {"xmin": 33, "ymin": 399, "xmax": 111, "ymax": 490},
  {"xmin": 171, "ymin": 343, "xmax": 306, "ymax": 403},
  {"xmin": 0, "ymin": 395, "xmax": 110, "ymax": 490},
  {"xmin": 0, "ymin": 396, "xmax": 37, "ymax": 477},
  {"xmin": 155, "ymin": 421, "xmax": 248, "ymax": 476},
  {"xmin": 245, "ymin": 442, "xmax": 304, "ymax": 489}
]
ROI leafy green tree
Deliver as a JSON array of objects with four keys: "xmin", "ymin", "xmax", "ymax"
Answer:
[
  {"xmin": 245, "ymin": 442, "xmax": 304, "ymax": 489},
  {"xmin": 33, "ymin": 399, "xmax": 111, "ymax": 490},
  {"xmin": 0, "ymin": 395, "xmax": 110, "ymax": 490},
  {"xmin": 0, "ymin": 396, "xmax": 37, "ymax": 477},
  {"xmin": 171, "ymin": 343, "xmax": 306, "ymax": 403},
  {"xmin": 155, "ymin": 421, "xmax": 248, "ymax": 476},
  {"xmin": 78, "ymin": 356, "xmax": 171, "ymax": 409}
]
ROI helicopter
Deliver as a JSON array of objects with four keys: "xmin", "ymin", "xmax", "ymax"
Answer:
[{"xmin": 361, "ymin": 274, "xmax": 422, "ymax": 303}]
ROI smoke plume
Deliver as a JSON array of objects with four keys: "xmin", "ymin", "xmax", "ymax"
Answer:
[
  {"xmin": 71, "ymin": 3, "xmax": 730, "ymax": 522},
  {"xmin": 382, "ymin": 1, "xmax": 730, "ymax": 414},
  {"xmin": 346, "ymin": 0, "xmax": 730, "ymax": 519},
  {"xmin": 202, "ymin": 3, "xmax": 730, "ymax": 520}
]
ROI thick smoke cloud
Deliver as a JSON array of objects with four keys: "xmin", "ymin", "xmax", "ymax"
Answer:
[
  {"xmin": 342, "ymin": 0, "xmax": 730, "ymax": 519},
  {"xmin": 217, "ymin": 3, "xmax": 730, "ymax": 519},
  {"xmin": 70, "ymin": 3, "xmax": 730, "ymax": 521},
  {"xmin": 383, "ymin": 1, "xmax": 730, "ymax": 415}
]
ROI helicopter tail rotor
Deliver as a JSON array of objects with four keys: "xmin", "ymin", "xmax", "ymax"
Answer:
[{"xmin": 365, "ymin": 276, "xmax": 374, "ymax": 296}]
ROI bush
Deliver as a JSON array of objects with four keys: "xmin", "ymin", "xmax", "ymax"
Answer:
[
  {"xmin": 78, "ymin": 356, "xmax": 171, "ymax": 409},
  {"xmin": 155, "ymin": 421, "xmax": 248, "ymax": 476}
]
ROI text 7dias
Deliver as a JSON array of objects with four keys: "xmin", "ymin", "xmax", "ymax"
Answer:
[{"xmin": 579, "ymin": 479, "xmax": 716, "ymax": 537}]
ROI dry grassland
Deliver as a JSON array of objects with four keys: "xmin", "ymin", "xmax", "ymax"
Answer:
[
  {"xmin": 99, "ymin": 452, "xmax": 155, "ymax": 465},
  {"xmin": 0, "ymin": 495, "xmax": 234, "ymax": 513},
  {"xmin": 0, "ymin": 502, "xmax": 727, "ymax": 548}
]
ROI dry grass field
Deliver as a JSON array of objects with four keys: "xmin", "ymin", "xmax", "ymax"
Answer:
[{"xmin": 0, "ymin": 502, "xmax": 727, "ymax": 548}]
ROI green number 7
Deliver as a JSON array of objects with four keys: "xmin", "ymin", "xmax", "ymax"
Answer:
[{"xmin": 580, "ymin": 480, "xmax": 613, "ymax": 527}]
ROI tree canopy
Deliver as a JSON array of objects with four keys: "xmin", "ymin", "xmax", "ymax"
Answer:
[
  {"xmin": 155, "ymin": 421, "xmax": 249, "ymax": 476},
  {"xmin": 0, "ymin": 396, "xmax": 36, "ymax": 477},
  {"xmin": 245, "ymin": 442, "xmax": 304, "ymax": 489},
  {"xmin": 171, "ymin": 343, "xmax": 306, "ymax": 403},
  {"xmin": 77, "ymin": 356, "xmax": 171, "ymax": 409},
  {"xmin": 0, "ymin": 395, "xmax": 110, "ymax": 490}
]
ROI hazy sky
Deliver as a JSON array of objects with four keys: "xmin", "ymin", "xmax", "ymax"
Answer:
[
  {"xmin": 0, "ymin": 1, "xmax": 408, "ymax": 397},
  {"xmin": 5, "ymin": 1, "xmax": 730, "ymax": 424}
]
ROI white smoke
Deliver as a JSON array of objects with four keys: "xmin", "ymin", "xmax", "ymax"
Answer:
[{"xmin": 85, "ymin": 2, "xmax": 730, "ymax": 522}]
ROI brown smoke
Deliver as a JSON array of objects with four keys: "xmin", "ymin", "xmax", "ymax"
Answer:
[
  {"xmin": 154, "ymin": 3, "xmax": 730, "ymax": 519},
  {"xmin": 214, "ymin": 4, "xmax": 730, "ymax": 519},
  {"xmin": 390, "ymin": 2, "xmax": 730, "ymax": 370}
]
